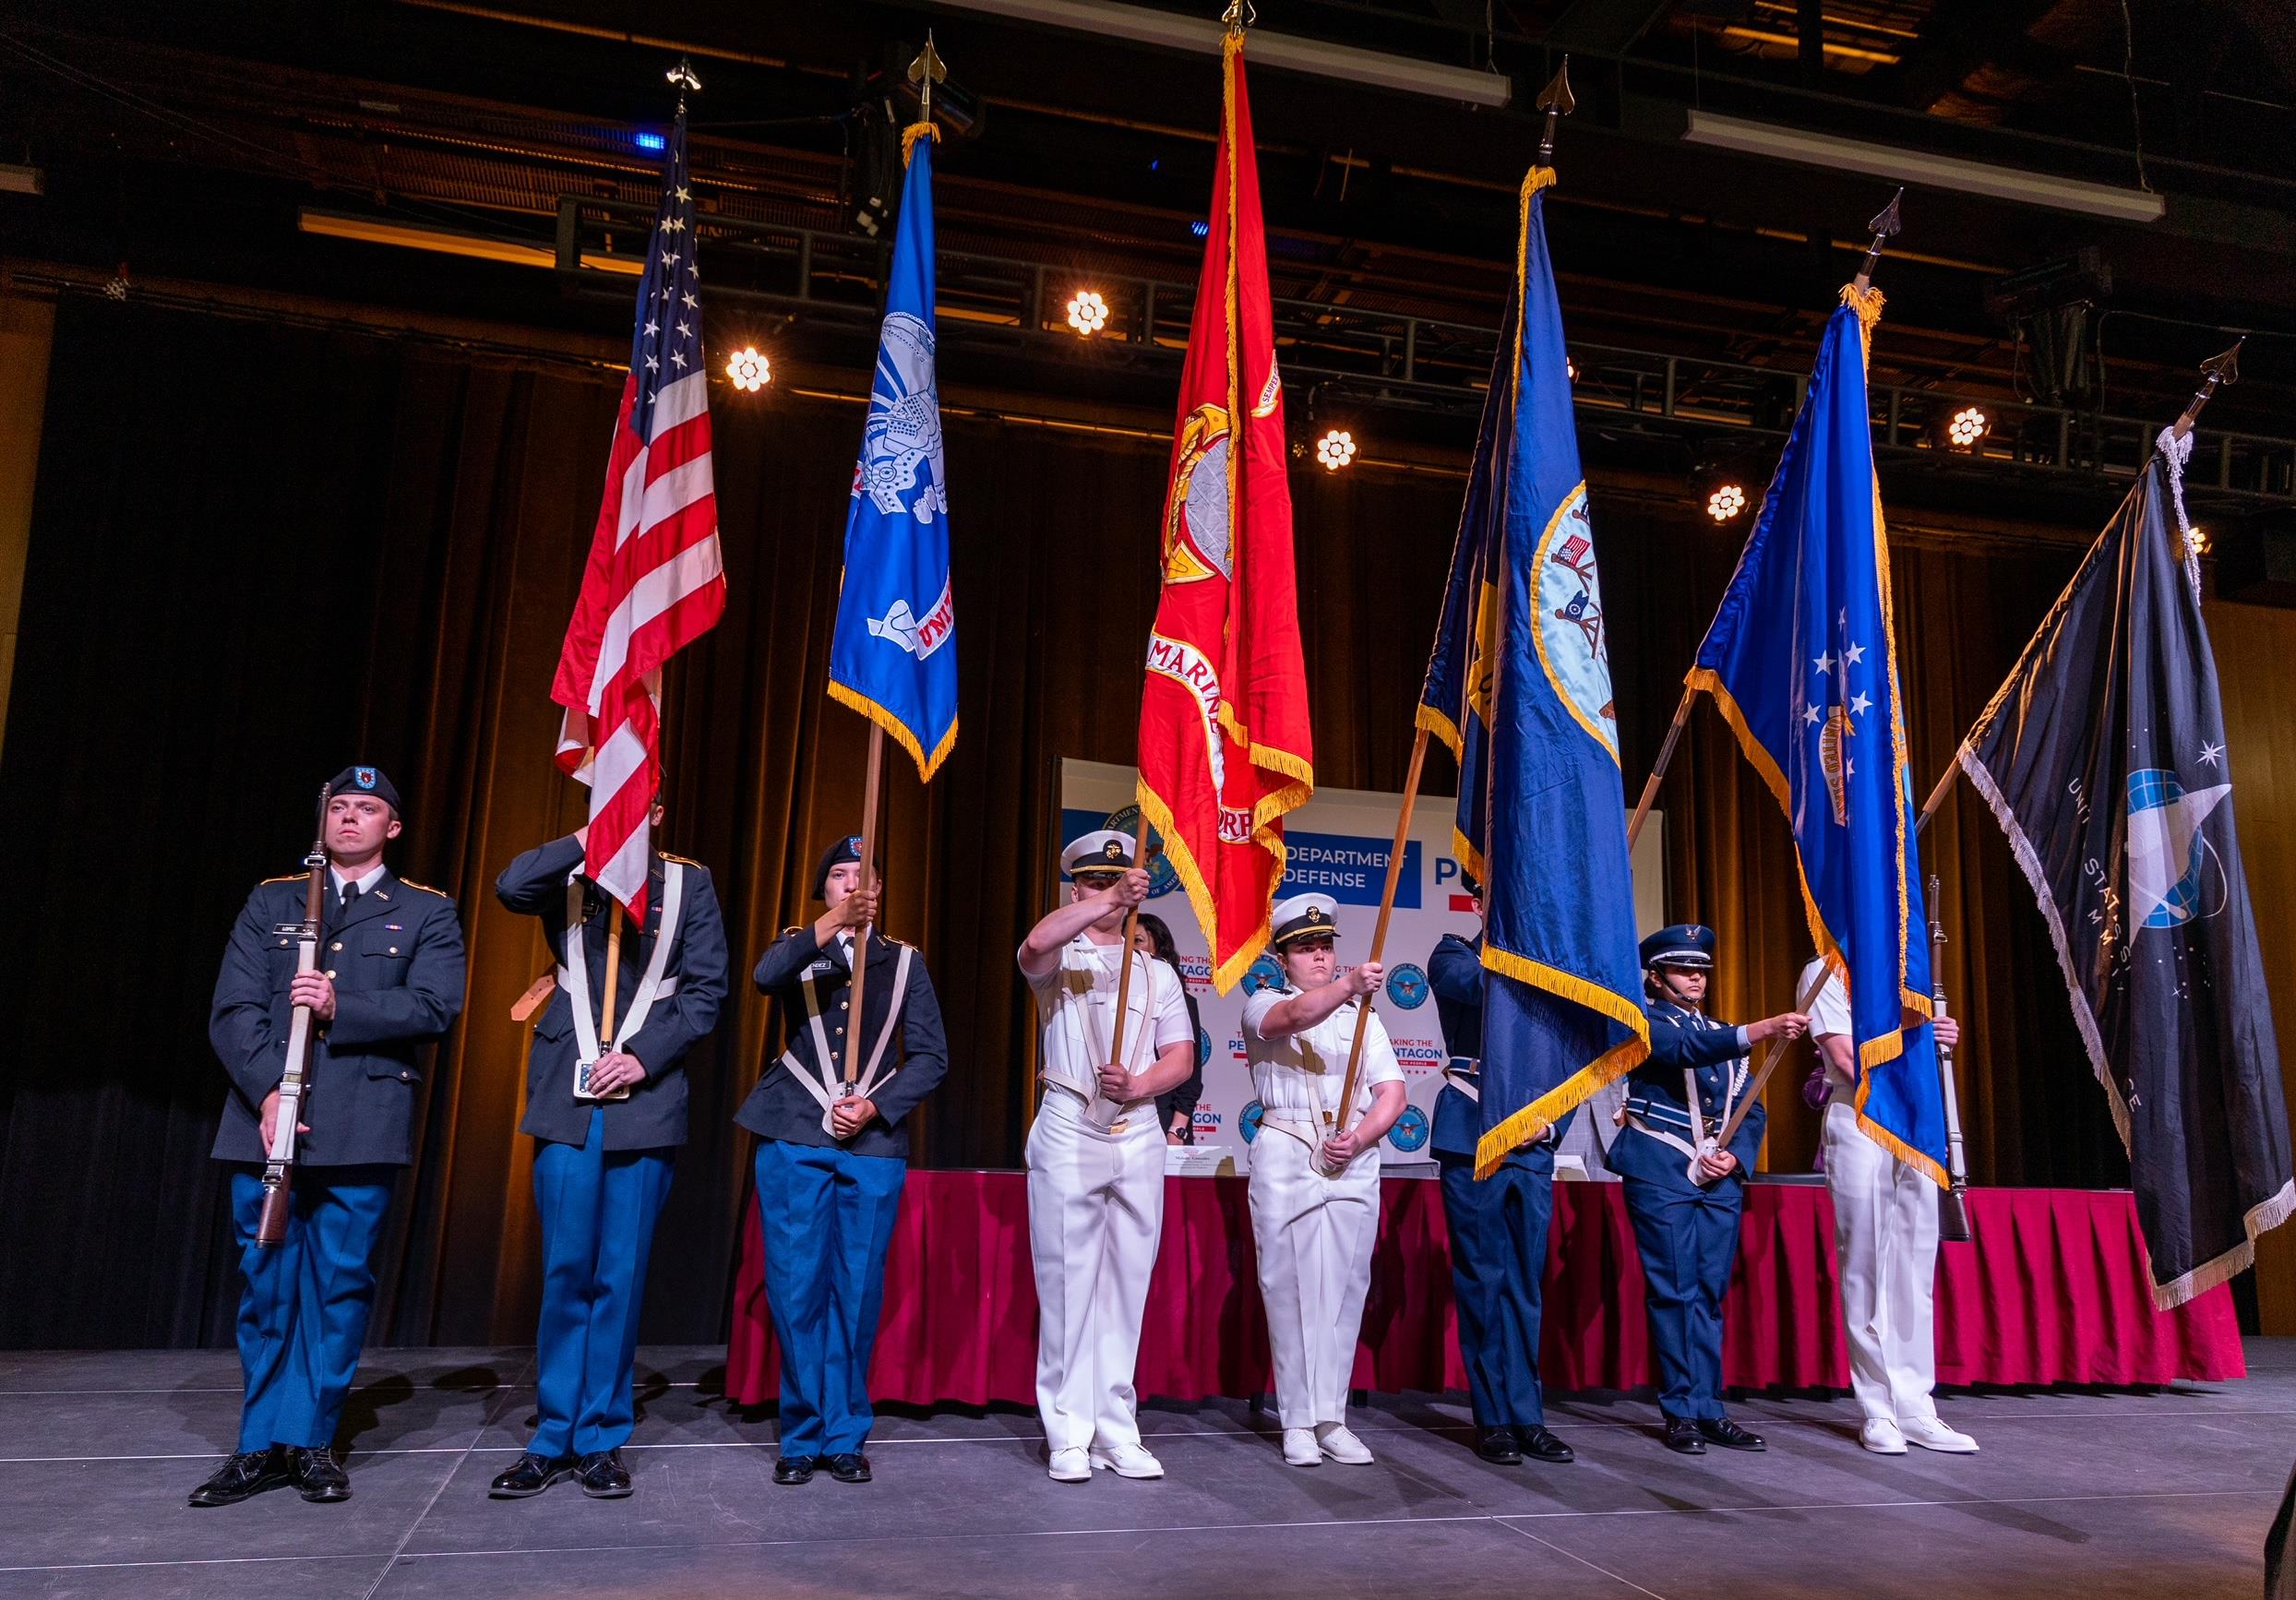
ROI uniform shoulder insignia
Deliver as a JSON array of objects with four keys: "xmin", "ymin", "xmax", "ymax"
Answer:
[
  {"xmin": 660, "ymin": 851, "xmax": 705, "ymax": 867},
  {"xmin": 782, "ymin": 925, "xmax": 804, "ymax": 939},
  {"xmin": 257, "ymin": 873, "xmax": 304, "ymax": 886},
  {"xmin": 395, "ymin": 878, "xmax": 451, "ymax": 899}
]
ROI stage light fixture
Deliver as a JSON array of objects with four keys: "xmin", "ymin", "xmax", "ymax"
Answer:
[
  {"xmin": 1316, "ymin": 429, "xmax": 1357, "ymax": 472},
  {"xmin": 1947, "ymin": 406, "xmax": 1988, "ymax": 449},
  {"xmin": 634, "ymin": 130, "xmax": 667, "ymax": 153},
  {"xmin": 1065, "ymin": 290, "xmax": 1109, "ymax": 337},
  {"xmin": 2188, "ymin": 524, "xmax": 2212, "ymax": 557},
  {"xmin": 725, "ymin": 346, "xmax": 771, "ymax": 392},
  {"xmin": 1706, "ymin": 482, "xmax": 1748, "ymax": 523},
  {"xmin": 1566, "ymin": 354, "xmax": 1579, "ymax": 384}
]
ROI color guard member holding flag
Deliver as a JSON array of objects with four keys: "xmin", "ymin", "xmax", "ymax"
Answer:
[
  {"xmin": 1800, "ymin": 956, "xmax": 1975, "ymax": 1454},
  {"xmin": 487, "ymin": 806, "xmax": 728, "ymax": 1501},
  {"xmin": 1018, "ymin": 830, "xmax": 1197, "ymax": 1484},
  {"xmin": 192, "ymin": 768, "xmax": 465, "ymax": 1508},
  {"xmin": 1241, "ymin": 893, "xmax": 1405, "ymax": 1467},
  {"xmin": 744, "ymin": 836, "xmax": 948, "ymax": 1486},
  {"xmin": 1610, "ymin": 925, "xmax": 1806, "ymax": 1455}
]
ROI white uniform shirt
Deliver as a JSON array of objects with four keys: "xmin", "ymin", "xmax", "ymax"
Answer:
[
  {"xmin": 1800, "ymin": 957, "xmax": 1855, "ymax": 1092},
  {"xmin": 1027, "ymin": 935, "xmax": 1192, "ymax": 1102},
  {"xmin": 1241, "ymin": 985, "xmax": 1403, "ymax": 1128}
]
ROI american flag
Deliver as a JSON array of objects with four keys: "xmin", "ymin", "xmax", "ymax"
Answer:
[{"xmin": 552, "ymin": 108, "xmax": 726, "ymax": 916}]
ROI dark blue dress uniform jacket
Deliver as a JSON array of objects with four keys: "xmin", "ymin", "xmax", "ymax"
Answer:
[
  {"xmin": 496, "ymin": 835, "xmax": 728, "ymax": 1152},
  {"xmin": 1428, "ymin": 932, "xmax": 1566, "ymax": 1167},
  {"xmin": 741, "ymin": 925, "xmax": 948, "ymax": 1162},
  {"xmin": 1605, "ymin": 998, "xmax": 1766, "ymax": 1191},
  {"xmin": 209, "ymin": 869, "xmax": 466, "ymax": 1167}
]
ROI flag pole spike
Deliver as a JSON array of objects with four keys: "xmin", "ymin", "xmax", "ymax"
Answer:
[
  {"xmin": 2172, "ymin": 337, "xmax": 2244, "ymax": 440},
  {"xmin": 907, "ymin": 33, "xmax": 946, "ymax": 126},
  {"xmin": 1850, "ymin": 186, "xmax": 1904, "ymax": 294},
  {"xmin": 1221, "ymin": 0, "xmax": 1253, "ymax": 38},
  {"xmin": 1534, "ymin": 56, "xmax": 1575, "ymax": 168},
  {"xmin": 665, "ymin": 54, "xmax": 702, "ymax": 114},
  {"xmin": 1329, "ymin": 727, "xmax": 1431, "ymax": 1172}
]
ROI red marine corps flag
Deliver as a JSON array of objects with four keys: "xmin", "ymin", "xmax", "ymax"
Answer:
[{"xmin": 1137, "ymin": 18, "xmax": 1314, "ymax": 993}]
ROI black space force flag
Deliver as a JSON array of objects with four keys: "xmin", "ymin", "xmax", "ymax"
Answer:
[{"xmin": 1958, "ymin": 436, "xmax": 2294, "ymax": 1307}]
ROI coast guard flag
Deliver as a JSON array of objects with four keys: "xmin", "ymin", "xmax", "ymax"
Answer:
[
  {"xmin": 1418, "ymin": 167, "xmax": 1648, "ymax": 1176},
  {"xmin": 553, "ymin": 107, "xmax": 726, "ymax": 916},
  {"xmin": 1137, "ymin": 31, "xmax": 1314, "ymax": 993},
  {"xmin": 827, "ymin": 122, "xmax": 958, "ymax": 780},
  {"xmin": 1688, "ymin": 287, "xmax": 1946, "ymax": 1183},
  {"xmin": 1957, "ymin": 433, "xmax": 2292, "ymax": 1306}
]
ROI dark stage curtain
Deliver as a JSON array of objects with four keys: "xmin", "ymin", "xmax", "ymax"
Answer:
[{"xmin": 0, "ymin": 296, "xmax": 2269, "ymax": 1351}]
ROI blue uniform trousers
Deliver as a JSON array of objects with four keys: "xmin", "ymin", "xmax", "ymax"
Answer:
[
  {"xmin": 229, "ymin": 1165, "xmax": 396, "ymax": 1454},
  {"xmin": 530, "ymin": 1110, "xmax": 676, "ymax": 1459},
  {"xmin": 1621, "ymin": 1173, "xmax": 1744, "ymax": 1421},
  {"xmin": 1438, "ymin": 1155, "xmax": 1553, "ymax": 1428},
  {"xmin": 753, "ymin": 1138, "xmax": 907, "ymax": 1460}
]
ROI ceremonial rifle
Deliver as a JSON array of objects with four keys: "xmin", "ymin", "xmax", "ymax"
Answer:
[
  {"xmin": 1928, "ymin": 873, "xmax": 1974, "ymax": 1243},
  {"xmin": 257, "ymin": 784, "xmax": 330, "ymax": 1248}
]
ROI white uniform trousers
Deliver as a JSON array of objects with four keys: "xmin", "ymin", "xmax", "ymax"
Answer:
[
  {"xmin": 1823, "ymin": 1100, "xmax": 1941, "ymax": 1424},
  {"xmin": 1248, "ymin": 1128, "xmax": 1381, "ymax": 1430},
  {"xmin": 1025, "ymin": 1087, "xmax": 1166, "ymax": 1453}
]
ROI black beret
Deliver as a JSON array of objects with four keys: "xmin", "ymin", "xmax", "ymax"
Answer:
[{"xmin": 327, "ymin": 766, "xmax": 401, "ymax": 817}]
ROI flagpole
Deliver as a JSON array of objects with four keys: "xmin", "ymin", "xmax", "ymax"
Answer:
[
  {"xmin": 840, "ymin": 725, "xmax": 887, "ymax": 1089},
  {"xmin": 1104, "ymin": 812, "xmax": 1154, "ymax": 1080},
  {"xmin": 1928, "ymin": 872, "xmax": 1975, "ymax": 1242},
  {"xmin": 1710, "ymin": 960, "xmax": 1831, "ymax": 1158},
  {"xmin": 1627, "ymin": 687, "xmax": 1693, "ymax": 850},
  {"xmin": 2171, "ymin": 339, "xmax": 2243, "ymax": 440},
  {"xmin": 1330, "ymin": 726, "xmax": 1429, "ymax": 1164}
]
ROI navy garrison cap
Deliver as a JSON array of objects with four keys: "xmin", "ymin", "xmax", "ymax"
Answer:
[
  {"xmin": 327, "ymin": 766, "xmax": 401, "ymax": 816},
  {"xmin": 812, "ymin": 835, "xmax": 872, "ymax": 901},
  {"xmin": 1639, "ymin": 923, "xmax": 1716, "ymax": 971}
]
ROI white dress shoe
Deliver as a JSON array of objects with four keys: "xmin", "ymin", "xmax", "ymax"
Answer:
[
  {"xmin": 1089, "ymin": 1442, "xmax": 1165, "ymax": 1479},
  {"xmin": 1315, "ymin": 1423, "xmax": 1374, "ymax": 1465},
  {"xmin": 1859, "ymin": 1418, "xmax": 1907, "ymax": 1454},
  {"xmin": 1047, "ymin": 1447, "xmax": 1093, "ymax": 1483},
  {"xmin": 1900, "ymin": 1415, "xmax": 1979, "ymax": 1453},
  {"xmin": 1282, "ymin": 1427, "xmax": 1321, "ymax": 1466}
]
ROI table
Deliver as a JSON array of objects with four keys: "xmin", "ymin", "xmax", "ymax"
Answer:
[{"xmin": 724, "ymin": 1172, "xmax": 2243, "ymax": 1407}]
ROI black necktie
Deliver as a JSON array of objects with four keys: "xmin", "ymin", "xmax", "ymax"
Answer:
[{"xmin": 340, "ymin": 880, "xmax": 363, "ymax": 912}]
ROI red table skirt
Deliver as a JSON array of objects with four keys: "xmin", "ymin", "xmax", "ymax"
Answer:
[{"xmin": 724, "ymin": 1172, "xmax": 2244, "ymax": 1407}]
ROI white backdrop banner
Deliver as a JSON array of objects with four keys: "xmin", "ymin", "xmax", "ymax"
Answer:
[{"xmin": 1057, "ymin": 758, "xmax": 1664, "ymax": 1175}]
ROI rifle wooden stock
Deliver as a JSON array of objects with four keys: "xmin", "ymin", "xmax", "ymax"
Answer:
[{"xmin": 257, "ymin": 786, "xmax": 332, "ymax": 1248}]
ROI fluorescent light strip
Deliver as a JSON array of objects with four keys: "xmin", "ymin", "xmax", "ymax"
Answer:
[
  {"xmin": 1683, "ymin": 111, "xmax": 2165, "ymax": 224},
  {"xmin": 932, "ymin": 0, "xmax": 1510, "ymax": 107},
  {"xmin": 0, "ymin": 163, "xmax": 43, "ymax": 197},
  {"xmin": 298, "ymin": 209, "xmax": 642, "ymax": 274}
]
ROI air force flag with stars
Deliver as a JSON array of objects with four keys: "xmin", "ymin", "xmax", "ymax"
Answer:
[
  {"xmin": 827, "ymin": 124, "xmax": 958, "ymax": 781},
  {"xmin": 1689, "ymin": 286, "xmax": 1946, "ymax": 1187},
  {"xmin": 1958, "ymin": 436, "xmax": 2292, "ymax": 1307},
  {"xmin": 1417, "ymin": 165, "xmax": 1648, "ymax": 1177}
]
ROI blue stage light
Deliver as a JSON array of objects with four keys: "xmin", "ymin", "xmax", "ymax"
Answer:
[
  {"xmin": 635, "ymin": 131, "xmax": 667, "ymax": 153},
  {"xmin": 1190, "ymin": 219, "xmax": 1209, "ymax": 239}
]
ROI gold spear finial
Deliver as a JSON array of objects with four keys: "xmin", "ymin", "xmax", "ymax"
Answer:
[
  {"xmin": 907, "ymin": 33, "xmax": 946, "ymax": 126},
  {"xmin": 1222, "ymin": 0, "xmax": 1254, "ymax": 38},
  {"xmin": 1851, "ymin": 187, "xmax": 1903, "ymax": 293},
  {"xmin": 666, "ymin": 56, "xmax": 702, "ymax": 112},
  {"xmin": 1535, "ymin": 57, "xmax": 1575, "ymax": 168},
  {"xmin": 2172, "ymin": 338, "xmax": 2243, "ymax": 439}
]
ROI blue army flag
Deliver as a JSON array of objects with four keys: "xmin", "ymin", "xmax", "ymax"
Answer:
[
  {"xmin": 1688, "ymin": 287, "xmax": 1945, "ymax": 1182},
  {"xmin": 1417, "ymin": 167, "xmax": 1649, "ymax": 1176},
  {"xmin": 827, "ymin": 124, "xmax": 959, "ymax": 780},
  {"xmin": 1957, "ymin": 431, "xmax": 2292, "ymax": 1306}
]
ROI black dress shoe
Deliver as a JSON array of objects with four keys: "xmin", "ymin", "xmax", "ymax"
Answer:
[
  {"xmin": 772, "ymin": 1455, "xmax": 819, "ymax": 1486},
  {"xmin": 488, "ymin": 1452, "xmax": 576, "ymax": 1499},
  {"xmin": 826, "ymin": 1452, "xmax": 872, "ymax": 1484},
  {"xmin": 1696, "ymin": 1416, "xmax": 1766, "ymax": 1451},
  {"xmin": 1517, "ymin": 1426, "xmax": 1575, "ymax": 1464},
  {"xmin": 577, "ymin": 1448, "xmax": 633, "ymax": 1499},
  {"xmin": 291, "ymin": 1446, "xmax": 351, "ymax": 1502},
  {"xmin": 1474, "ymin": 1427, "xmax": 1523, "ymax": 1464},
  {"xmin": 1661, "ymin": 1417, "xmax": 1707, "ymax": 1455},
  {"xmin": 187, "ymin": 1448, "xmax": 290, "ymax": 1507}
]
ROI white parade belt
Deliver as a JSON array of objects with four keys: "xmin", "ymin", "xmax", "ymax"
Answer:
[
  {"xmin": 1441, "ymin": 1059, "xmax": 1481, "ymax": 1103},
  {"xmin": 561, "ymin": 862, "xmax": 683, "ymax": 1102},
  {"xmin": 777, "ymin": 941, "xmax": 913, "ymax": 1137}
]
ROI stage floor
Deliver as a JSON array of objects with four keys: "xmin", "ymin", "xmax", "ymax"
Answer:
[{"xmin": 2, "ymin": 1343, "xmax": 2289, "ymax": 1599}]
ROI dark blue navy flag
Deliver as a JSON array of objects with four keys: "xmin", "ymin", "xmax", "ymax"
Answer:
[
  {"xmin": 1690, "ymin": 288, "xmax": 1947, "ymax": 1183},
  {"xmin": 827, "ymin": 124, "xmax": 958, "ymax": 780},
  {"xmin": 1417, "ymin": 168, "xmax": 1648, "ymax": 1176},
  {"xmin": 1959, "ymin": 433, "xmax": 2293, "ymax": 1306}
]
